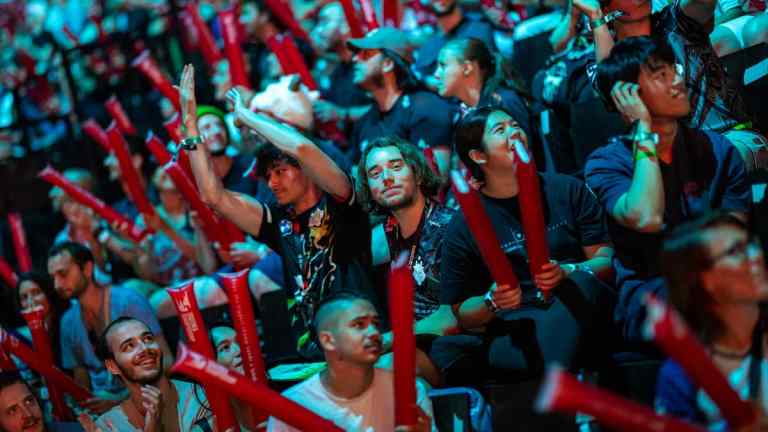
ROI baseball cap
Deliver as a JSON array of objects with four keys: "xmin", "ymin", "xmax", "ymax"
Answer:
[{"xmin": 347, "ymin": 27, "xmax": 414, "ymax": 62}]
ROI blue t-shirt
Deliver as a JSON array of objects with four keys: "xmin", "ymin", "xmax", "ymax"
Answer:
[
  {"xmin": 59, "ymin": 286, "xmax": 163, "ymax": 398},
  {"xmin": 585, "ymin": 126, "xmax": 750, "ymax": 341}
]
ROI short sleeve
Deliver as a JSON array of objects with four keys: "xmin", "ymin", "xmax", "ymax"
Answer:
[
  {"xmin": 117, "ymin": 288, "xmax": 162, "ymax": 335},
  {"xmin": 655, "ymin": 360, "xmax": 705, "ymax": 423},
  {"xmin": 585, "ymin": 145, "xmax": 633, "ymax": 218},
  {"xmin": 439, "ymin": 214, "xmax": 478, "ymax": 305},
  {"xmin": 570, "ymin": 178, "xmax": 610, "ymax": 246},
  {"xmin": 254, "ymin": 202, "xmax": 283, "ymax": 253},
  {"xmin": 59, "ymin": 312, "xmax": 78, "ymax": 370}
]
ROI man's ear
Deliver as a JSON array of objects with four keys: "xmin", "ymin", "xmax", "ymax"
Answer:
[
  {"xmin": 382, "ymin": 57, "xmax": 395, "ymax": 74},
  {"xmin": 318, "ymin": 330, "xmax": 335, "ymax": 352},
  {"xmin": 463, "ymin": 61, "xmax": 474, "ymax": 76},
  {"xmin": 105, "ymin": 359, "xmax": 121, "ymax": 376},
  {"xmin": 468, "ymin": 149, "xmax": 487, "ymax": 165}
]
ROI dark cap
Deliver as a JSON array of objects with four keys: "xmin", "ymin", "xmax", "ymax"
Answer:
[{"xmin": 347, "ymin": 27, "xmax": 414, "ymax": 62}]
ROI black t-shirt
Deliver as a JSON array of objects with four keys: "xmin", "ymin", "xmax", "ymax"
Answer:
[
  {"xmin": 256, "ymin": 192, "xmax": 377, "ymax": 351},
  {"xmin": 351, "ymin": 90, "xmax": 460, "ymax": 160},
  {"xmin": 440, "ymin": 173, "xmax": 608, "ymax": 308},
  {"xmin": 381, "ymin": 202, "xmax": 455, "ymax": 320}
]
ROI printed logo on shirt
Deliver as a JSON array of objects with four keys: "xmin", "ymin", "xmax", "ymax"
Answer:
[{"xmin": 280, "ymin": 219, "xmax": 293, "ymax": 237}]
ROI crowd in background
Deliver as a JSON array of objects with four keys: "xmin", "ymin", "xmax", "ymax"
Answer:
[{"xmin": 0, "ymin": 0, "xmax": 767, "ymax": 430}]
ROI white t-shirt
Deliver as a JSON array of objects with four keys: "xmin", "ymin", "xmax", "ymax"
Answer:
[
  {"xmin": 267, "ymin": 368, "xmax": 435, "ymax": 432},
  {"xmin": 94, "ymin": 380, "xmax": 211, "ymax": 431}
]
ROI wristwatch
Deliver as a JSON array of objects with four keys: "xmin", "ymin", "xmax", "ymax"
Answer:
[
  {"xmin": 484, "ymin": 291, "xmax": 501, "ymax": 313},
  {"xmin": 587, "ymin": 10, "xmax": 625, "ymax": 31},
  {"xmin": 179, "ymin": 136, "xmax": 203, "ymax": 151},
  {"xmin": 564, "ymin": 263, "xmax": 596, "ymax": 277}
]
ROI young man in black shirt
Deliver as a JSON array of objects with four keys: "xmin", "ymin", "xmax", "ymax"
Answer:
[
  {"xmin": 179, "ymin": 65, "xmax": 378, "ymax": 359},
  {"xmin": 585, "ymin": 36, "xmax": 751, "ymax": 343},
  {"xmin": 347, "ymin": 27, "xmax": 459, "ymax": 176},
  {"xmin": 431, "ymin": 106, "xmax": 615, "ymax": 383},
  {"xmin": 357, "ymin": 136, "xmax": 458, "ymax": 349}
]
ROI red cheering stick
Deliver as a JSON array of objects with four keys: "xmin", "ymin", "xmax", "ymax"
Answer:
[
  {"xmin": 132, "ymin": 50, "xmax": 180, "ymax": 110},
  {"xmin": 266, "ymin": 34, "xmax": 297, "ymax": 75},
  {"xmin": 513, "ymin": 141, "xmax": 550, "ymax": 284},
  {"xmin": 105, "ymin": 96, "xmax": 138, "ymax": 136},
  {"xmin": 8, "ymin": 213, "xmax": 32, "ymax": 273},
  {"xmin": 21, "ymin": 308, "xmax": 72, "ymax": 421},
  {"xmin": 167, "ymin": 282, "xmax": 240, "ymax": 432},
  {"xmin": 172, "ymin": 343, "xmax": 344, "ymax": 431},
  {"xmin": 163, "ymin": 112, "xmax": 184, "ymax": 144},
  {"xmin": 645, "ymin": 296, "xmax": 757, "ymax": 430},
  {"xmin": 145, "ymin": 132, "xmax": 172, "ymax": 165},
  {"xmin": 281, "ymin": 34, "xmax": 317, "ymax": 89},
  {"xmin": 39, "ymin": 166, "xmax": 150, "ymax": 243},
  {"xmin": 107, "ymin": 123, "xmax": 157, "ymax": 221},
  {"xmin": 163, "ymin": 162, "xmax": 227, "ymax": 248},
  {"xmin": 536, "ymin": 366, "xmax": 704, "ymax": 432},
  {"xmin": 220, "ymin": 270, "xmax": 268, "ymax": 423},
  {"xmin": 339, "ymin": 0, "xmax": 365, "ymax": 38},
  {"xmin": 219, "ymin": 7, "xmax": 251, "ymax": 88},
  {"xmin": 178, "ymin": 11, "xmax": 199, "ymax": 53},
  {"xmin": 382, "ymin": 0, "xmax": 401, "ymax": 27},
  {"xmin": 222, "ymin": 219, "xmax": 245, "ymax": 252},
  {"xmin": 450, "ymin": 170, "xmax": 520, "ymax": 293},
  {"xmin": 0, "ymin": 327, "xmax": 92, "ymax": 401},
  {"xmin": 389, "ymin": 253, "xmax": 418, "ymax": 427},
  {"xmin": 186, "ymin": 2, "xmax": 224, "ymax": 66},
  {"xmin": 0, "ymin": 257, "xmax": 19, "ymax": 289},
  {"xmin": 359, "ymin": 0, "xmax": 379, "ymax": 31},
  {"xmin": 82, "ymin": 119, "xmax": 111, "ymax": 152},
  {"xmin": 264, "ymin": 0, "xmax": 310, "ymax": 42}
]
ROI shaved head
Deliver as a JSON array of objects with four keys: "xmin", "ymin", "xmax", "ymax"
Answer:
[{"xmin": 314, "ymin": 295, "xmax": 373, "ymax": 335}]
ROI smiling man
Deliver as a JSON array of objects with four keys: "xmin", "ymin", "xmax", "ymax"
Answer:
[
  {"xmin": 585, "ymin": 36, "xmax": 751, "ymax": 343},
  {"xmin": 267, "ymin": 295, "xmax": 435, "ymax": 432},
  {"xmin": 47, "ymin": 242, "xmax": 174, "ymax": 416},
  {"xmin": 0, "ymin": 372, "xmax": 82, "ymax": 432},
  {"xmin": 91, "ymin": 317, "xmax": 211, "ymax": 431}
]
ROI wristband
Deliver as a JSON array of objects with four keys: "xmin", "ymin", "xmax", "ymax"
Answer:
[
  {"xmin": 484, "ymin": 290, "xmax": 501, "ymax": 313},
  {"xmin": 180, "ymin": 135, "xmax": 203, "ymax": 151},
  {"xmin": 587, "ymin": 10, "xmax": 625, "ymax": 31}
]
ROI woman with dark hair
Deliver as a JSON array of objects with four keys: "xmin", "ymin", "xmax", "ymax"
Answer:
[
  {"xmin": 12, "ymin": 272, "xmax": 70, "ymax": 422},
  {"xmin": 655, "ymin": 212, "xmax": 768, "ymax": 429},
  {"xmin": 433, "ymin": 37, "xmax": 532, "ymax": 140},
  {"xmin": 14, "ymin": 272, "xmax": 69, "ymax": 364},
  {"xmin": 430, "ymin": 106, "xmax": 615, "ymax": 383}
]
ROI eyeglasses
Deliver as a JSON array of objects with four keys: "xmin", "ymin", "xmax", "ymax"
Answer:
[{"xmin": 710, "ymin": 237, "xmax": 763, "ymax": 263}]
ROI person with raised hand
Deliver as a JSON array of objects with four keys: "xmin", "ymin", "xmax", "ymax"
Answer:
[{"xmin": 179, "ymin": 64, "xmax": 379, "ymax": 360}]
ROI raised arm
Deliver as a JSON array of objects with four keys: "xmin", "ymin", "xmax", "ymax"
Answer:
[
  {"xmin": 227, "ymin": 88, "xmax": 353, "ymax": 201},
  {"xmin": 605, "ymin": 82, "xmax": 664, "ymax": 232},
  {"xmin": 178, "ymin": 65, "xmax": 266, "ymax": 236},
  {"xmin": 573, "ymin": 0, "xmax": 616, "ymax": 61}
]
